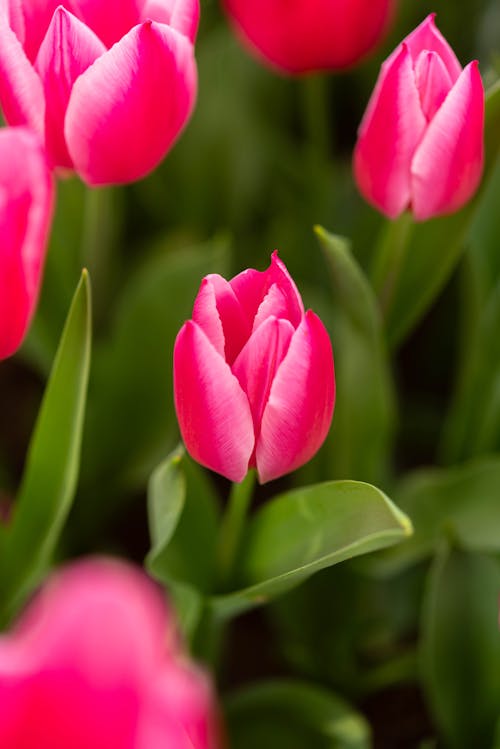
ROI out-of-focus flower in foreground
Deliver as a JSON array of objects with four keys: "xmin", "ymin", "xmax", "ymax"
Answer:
[
  {"xmin": 174, "ymin": 252, "xmax": 335, "ymax": 484},
  {"xmin": 0, "ymin": 126, "xmax": 54, "ymax": 361},
  {"xmin": 0, "ymin": 557, "xmax": 221, "ymax": 749},
  {"xmin": 0, "ymin": 0, "xmax": 199, "ymax": 185},
  {"xmin": 222, "ymin": 0, "xmax": 394, "ymax": 74},
  {"xmin": 354, "ymin": 14, "xmax": 485, "ymax": 221}
]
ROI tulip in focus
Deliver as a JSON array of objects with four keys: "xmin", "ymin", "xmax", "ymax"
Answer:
[
  {"xmin": 0, "ymin": 558, "xmax": 221, "ymax": 749},
  {"xmin": 0, "ymin": 0, "xmax": 199, "ymax": 185},
  {"xmin": 222, "ymin": 0, "xmax": 394, "ymax": 74},
  {"xmin": 174, "ymin": 252, "xmax": 335, "ymax": 484},
  {"xmin": 0, "ymin": 126, "xmax": 54, "ymax": 361},
  {"xmin": 354, "ymin": 14, "xmax": 485, "ymax": 221}
]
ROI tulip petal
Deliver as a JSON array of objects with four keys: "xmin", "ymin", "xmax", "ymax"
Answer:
[
  {"xmin": 35, "ymin": 7, "xmax": 106, "ymax": 168},
  {"xmin": 141, "ymin": 0, "xmax": 200, "ymax": 42},
  {"xmin": 354, "ymin": 43, "xmax": 427, "ymax": 219},
  {"xmin": 193, "ymin": 274, "xmax": 250, "ymax": 364},
  {"xmin": 411, "ymin": 61, "xmax": 484, "ymax": 221},
  {"xmin": 0, "ymin": 560, "xmax": 172, "ymax": 749},
  {"xmin": 0, "ymin": 128, "xmax": 54, "ymax": 360},
  {"xmin": 0, "ymin": 17, "xmax": 44, "ymax": 134},
  {"xmin": 174, "ymin": 321, "xmax": 254, "ymax": 482},
  {"xmin": 403, "ymin": 13, "xmax": 462, "ymax": 83},
  {"xmin": 15, "ymin": 0, "xmax": 61, "ymax": 62},
  {"xmin": 232, "ymin": 316, "xmax": 295, "ymax": 435},
  {"xmin": 68, "ymin": 0, "xmax": 142, "ymax": 48},
  {"xmin": 414, "ymin": 50, "xmax": 453, "ymax": 121},
  {"xmin": 230, "ymin": 251, "xmax": 304, "ymax": 329},
  {"xmin": 257, "ymin": 311, "xmax": 335, "ymax": 483},
  {"xmin": 65, "ymin": 21, "xmax": 197, "ymax": 185}
]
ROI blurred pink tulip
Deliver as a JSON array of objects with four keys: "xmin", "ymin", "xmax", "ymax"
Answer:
[
  {"xmin": 222, "ymin": 0, "xmax": 394, "ymax": 74},
  {"xmin": 0, "ymin": 558, "xmax": 221, "ymax": 749},
  {"xmin": 354, "ymin": 14, "xmax": 485, "ymax": 221},
  {"xmin": 174, "ymin": 252, "xmax": 335, "ymax": 484},
  {"xmin": 0, "ymin": 126, "xmax": 54, "ymax": 361},
  {"xmin": 0, "ymin": 0, "xmax": 199, "ymax": 185}
]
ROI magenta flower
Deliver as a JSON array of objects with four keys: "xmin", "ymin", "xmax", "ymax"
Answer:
[
  {"xmin": 222, "ymin": 0, "xmax": 394, "ymax": 74},
  {"xmin": 0, "ymin": 558, "xmax": 221, "ymax": 749},
  {"xmin": 0, "ymin": 126, "xmax": 54, "ymax": 361},
  {"xmin": 174, "ymin": 252, "xmax": 335, "ymax": 484},
  {"xmin": 0, "ymin": 0, "xmax": 199, "ymax": 185},
  {"xmin": 354, "ymin": 14, "xmax": 485, "ymax": 221}
]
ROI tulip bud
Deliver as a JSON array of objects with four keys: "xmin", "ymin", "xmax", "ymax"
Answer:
[
  {"xmin": 354, "ymin": 14, "xmax": 485, "ymax": 221},
  {"xmin": 0, "ymin": 127, "xmax": 54, "ymax": 361},
  {"xmin": 222, "ymin": 0, "xmax": 394, "ymax": 74},
  {"xmin": 0, "ymin": 558, "xmax": 221, "ymax": 749},
  {"xmin": 0, "ymin": 0, "xmax": 199, "ymax": 185},
  {"xmin": 174, "ymin": 252, "xmax": 335, "ymax": 484}
]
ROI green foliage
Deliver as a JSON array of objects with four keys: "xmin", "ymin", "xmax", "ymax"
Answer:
[{"xmin": 0, "ymin": 272, "xmax": 92, "ymax": 623}]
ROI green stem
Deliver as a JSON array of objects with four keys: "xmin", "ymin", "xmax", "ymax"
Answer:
[
  {"xmin": 300, "ymin": 74, "xmax": 332, "ymax": 167},
  {"xmin": 80, "ymin": 186, "xmax": 120, "ymax": 326},
  {"xmin": 370, "ymin": 212, "xmax": 414, "ymax": 320},
  {"xmin": 217, "ymin": 469, "xmax": 256, "ymax": 589}
]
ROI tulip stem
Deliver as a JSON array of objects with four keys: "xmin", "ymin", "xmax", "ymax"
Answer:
[
  {"xmin": 217, "ymin": 469, "xmax": 257, "ymax": 589},
  {"xmin": 370, "ymin": 212, "xmax": 414, "ymax": 320},
  {"xmin": 300, "ymin": 74, "xmax": 332, "ymax": 166}
]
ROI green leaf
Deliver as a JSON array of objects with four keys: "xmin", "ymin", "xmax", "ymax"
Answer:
[
  {"xmin": 421, "ymin": 543, "xmax": 500, "ymax": 748},
  {"xmin": 372, "ymin": 80, "xmax": 500, "ymax": 349},
  {"xmin": 145, "ymin": 447, "xmax": 220, "ymax": 639},
  {"xmin": 315, "ymin": 226, "xmax": 395, "ymax": 484},
  {"xmin": 211, "ymin": 481, "xmax": 412, "ymax": 620},
  {"xmin": 225, "ymin": 679, "xmax": 371, "ymax": 749},
  {"xmin": 0, "ymin": 270, "xmax": 92, "ymax": 622},
  {"xmin": 365, "ymin": 458, "xmax": 500, "ymax": 577}
]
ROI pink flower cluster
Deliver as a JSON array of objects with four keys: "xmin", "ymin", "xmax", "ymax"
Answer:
[
  {"xmin": 0, "ymin": 558, "xmax": 220, "ymax": 749},
  {"xmin": 174, "ymin": 252, "xmax": 336, "ymax": 483},
  {"xmin": 0, "ymin": 0, "xmax": 199, "ymax": 185}
]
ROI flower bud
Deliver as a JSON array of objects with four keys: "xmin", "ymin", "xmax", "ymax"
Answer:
[
  {"xmin": 174, "ymin": 252, "xmax": 335, "ymax": 483},
  {"xmin": 222, "ymin": 0, "xmax": 394, "ymax": 74},
  {"xmin": 0, "ymin": 558, "xmax": 221, "ymax": 749},
  {"xmin": 354, "ymin": 14, "xmax": 485, "ymax": 221}
]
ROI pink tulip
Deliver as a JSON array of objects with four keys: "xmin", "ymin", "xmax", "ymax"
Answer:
[
  {"xmin": 222, "ymin": 0, "xmax": 394, "ymax": 74},
  {"xmin": 354, "ymin": 14, "xmax": 485, "ymax": 221},
  {"xmin": 0, "ymin": 126, "xmax": 54, "ymax": 361},
  {"xmin": 0, "ymin": 558, "xmax": 221, "ymax": 749},
  {"xmin": 174, "ymin": 252, "xmax": 335, "ymax": 484},
  {"xmin": 0, "ymin": 0, "xmax": 199, "ymax": 185}
]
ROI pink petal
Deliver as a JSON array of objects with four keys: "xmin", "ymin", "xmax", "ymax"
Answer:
[
  {"xmin": 34, "ymin": 6, "xmax": 106, "ymax": 169},
  {"xmin": 403, "ymin": 13, "xmax": 462, "ymax": 83},
  {"xmin": 65, "ymin": 21, "xmax": 197, "ymax": 185},
  {"xmin": 354, "ymin": 43, "xmax": 427, "ymax": 219},
  {"xmin": 138, "ymin": 667, "xmax": 219, "ymax": 749},
  {"xmin": 15, "ymin": 0, "xmax": 61, "ymax": 62},
  {"xmin": 411, "ymin": 61, "xmax": 484, "ymax": 221},
  {"xmin": 0, "ymin": 17, "xmax": 45, "ymax": 134},
  {"xmin": 222, "ymin": 0, "xmax": 393, "ymax": 73},
  {"xmin": 414, "ymin": 49, "xmax": 453, "ymax": 121},
  {"xmin": 67, "ymin": 0, "xmax": 142, "ymax": 48},
  {"xmin": 256, "ymin": 311, "xmax": 335, "ymax": 484},
  {"xmin": 0, "ymin": 559, "xmax": 173, "ymax": 749},
  {"xmin": 174, "ymin": 321, "xmax": 254, "ymax": 482},
  {"xmin": 141, "ymin": 0, "xmax": 200, "ymax": 42},
  {"xmin": 230, "ymin": 251, "xmax": 304, "ymax": 329},
  {"xmin": 193, "ymin": 274, "xmax": 251, "ymax": 364},
  {"xmin": 1, "ymin": 0, "xmax": 25, "ymax": 46},
  {"xmin": 0, "ymin": 128, "xmax": 54, "ymax": 360},
  {"xmin": 232, "ymin": 315, "xmax": 295, "ymax": 437}
]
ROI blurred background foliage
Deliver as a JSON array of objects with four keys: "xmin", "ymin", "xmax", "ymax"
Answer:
[{"xmin": 2, "ymin": 0, "xmax": 500, "ymax": 746}]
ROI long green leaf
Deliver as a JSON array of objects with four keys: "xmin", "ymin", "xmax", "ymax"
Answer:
[
  {"xmin": 0, "ymin": 270, "xmax": 91, "ymax": 622},
  {"xmin": 211, "ymin": 480, "xmax": 412, "ymax": 620}
]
